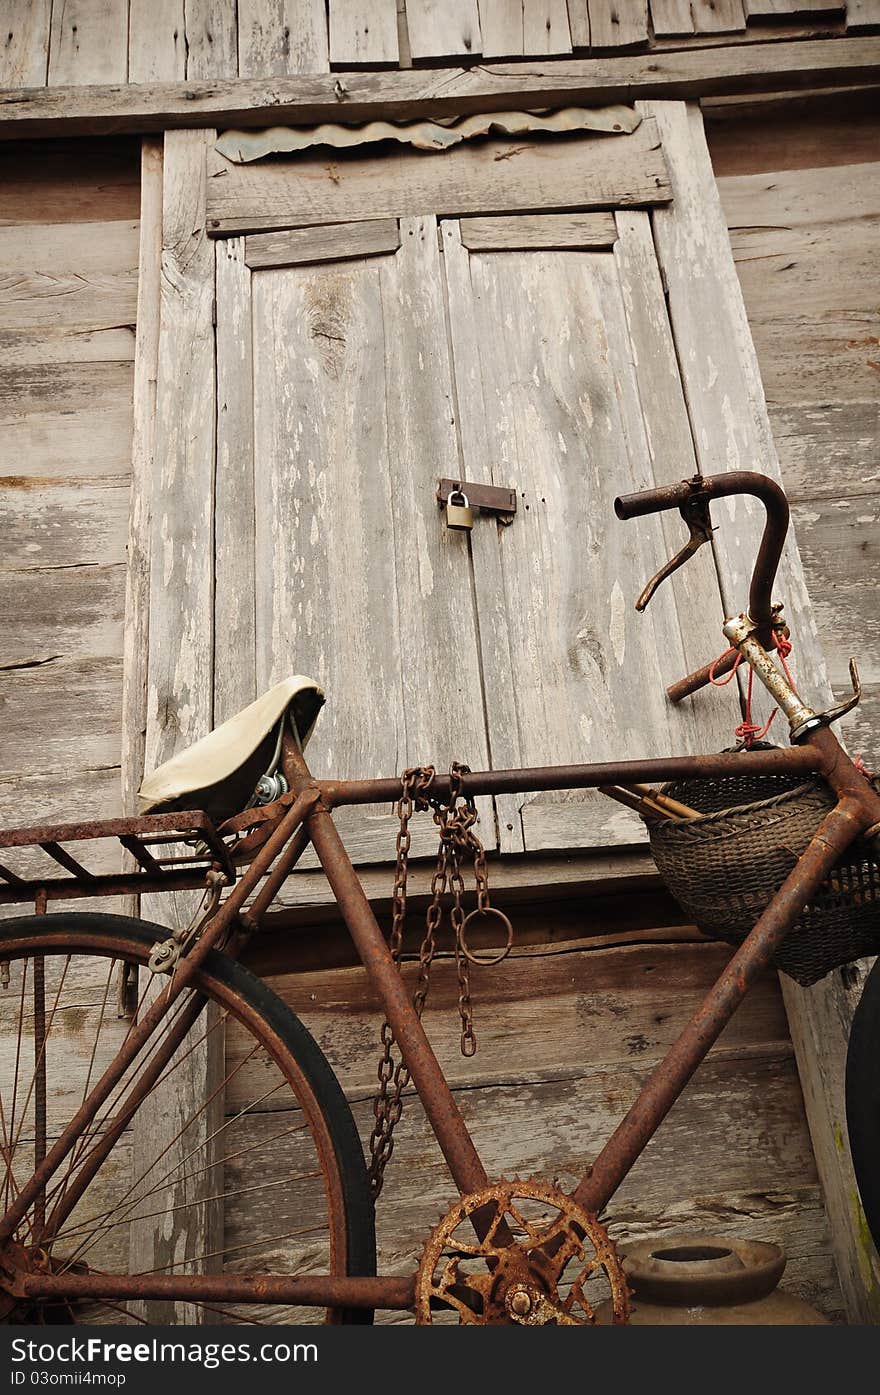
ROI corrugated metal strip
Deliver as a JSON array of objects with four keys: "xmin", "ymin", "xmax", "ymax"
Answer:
[{"xmin": 215, "ymin": 105, "xmax": 641, "ymax": 163}]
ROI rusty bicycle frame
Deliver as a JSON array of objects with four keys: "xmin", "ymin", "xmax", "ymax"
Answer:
[{"xmin": 4, "ymin": 471, "xmax": 880, "ymax": 1318}]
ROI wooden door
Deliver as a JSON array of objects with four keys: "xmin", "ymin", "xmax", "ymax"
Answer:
[{"xmin": 194, "ymin": 113, "xmax": 745, "ymax": 867}]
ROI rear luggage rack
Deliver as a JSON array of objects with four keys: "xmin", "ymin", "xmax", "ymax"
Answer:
[{"xmin": 0, "ymin": 811, "xmax": 235, "ymax": 907}]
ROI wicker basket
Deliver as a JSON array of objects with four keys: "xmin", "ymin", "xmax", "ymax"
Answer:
[{"xmin": 648, "ymin": 749, "xmax": 880, "ymax": 985}]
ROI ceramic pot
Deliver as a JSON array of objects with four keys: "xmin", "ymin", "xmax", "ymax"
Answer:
[{"xmin": 595, "ymin": 1233, "xmax": 828, "ymax": 1324}]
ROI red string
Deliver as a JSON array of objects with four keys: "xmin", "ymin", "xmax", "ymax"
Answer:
[
  {"xmin": 734, "ymin": 665, "xmax": 778, "ymax": 748},
  {"xmin": 708, "ymin": 629, "xmax": 796, "ymax": 749},
  {"xmin": 855, "ymin": 754, "xmax": 876, "ymax": 780},
  {"xmin": 775, "ymin": 632, "xmax": 795, "ymax": 687},
  {"xmin": 709, "ymin": 647, "xmax": 743, "ymax": 687}
]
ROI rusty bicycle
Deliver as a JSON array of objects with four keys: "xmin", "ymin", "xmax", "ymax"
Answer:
[{"xmin": 1, "ymin": 471, "xmax": 879, "ymax": 1326}]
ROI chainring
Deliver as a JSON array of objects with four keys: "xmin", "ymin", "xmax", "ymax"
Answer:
[{"xmin": 414, "ymin": 1178, "xmax": 630, "ymax": 1325}]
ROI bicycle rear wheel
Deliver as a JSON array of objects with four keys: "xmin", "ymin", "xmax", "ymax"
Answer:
[
  {"xmin": 0, "ymin": 913, "xmax": 375, "ymax": 1324},
  {"xmin": 846, "ymin": 956, "xmax": 880, "ymax": 1254}
]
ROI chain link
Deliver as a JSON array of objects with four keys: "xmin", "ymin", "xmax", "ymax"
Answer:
[{"xmin": 367, "ymin": 763, "xmax": 507, "ymax": 1199}]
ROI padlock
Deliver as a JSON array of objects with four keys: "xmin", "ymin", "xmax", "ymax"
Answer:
[{"xmin": 446, "ymin": 488, "xmax": 474, "ymax": 532}]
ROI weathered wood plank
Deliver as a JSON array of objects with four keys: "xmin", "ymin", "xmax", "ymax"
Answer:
[
  {"xmin": 214, "ymin": 237, "xmax": 256, "ymax": 723},
  {"xmin": 329, "ymin": 0, "xmax": 399, "ymax": 65},
  {"xmin": 0, "ymin": 0, "xmax": 51, "ymax": 86},
  {"xmin": 133, "ymin": 129, "xmax": 222, "ymax": 1323},
  {"xmin": 268, "ymin": 845, "xmax": 661, "ymax": 916},
  {"xmin": 239, "ymin": 0, "xmax": 330, "ymax": 76},
  {"xmin": 0, "ymin": 361, "xmax": 133, "ymax": 419},
  {"xmin": 746, "ymin": 313, "xmax": 880, "ymax": 406},
  {"xmin": 791, "ymin": 494, "xmax": 880, "ymax": 688},
  {"xmin": 769, "ymin": 401, "xmax": 880, "ymax": 499},
  {"xmin": 0, "ymin": 140, "xmax": 140, "ymax": 225},
  {"xmin": 0, "ymin": 219, "xmax": 139, "ymax": 275},
  {"xmin": 0, "ymin": 478, "xmax": 128, "ymax": 570},
  {"xmin": 443, "ymin": 232, "xmax": 739, "ymax": 852},
  {"xmin": 650, "ymin": 0, "xmax": 696, "ymax": 36},
  {"xmin": 8, "ymin": 37, "xmax": 879, "ymax": 139},
  {"xmin": 47, "ymin": 0, "xmax": 129, "ymax": 86},
  {"xmin": 205, "ymin": 117, "xmax": 670, "ymax": 235},
  {"xmin": 719, "ymin": 160, "xmax": 880, "ymax": 406},
  {"xmin": 642, "ymin": 96, "xmax": 880, "ymax": 1324},
  {"xmin": 142, "ymin": 131, "xmax": 216, "ymax": 802},
  {"xmin": 0, "ymin": 764, "xmax": 122, "ymax": 837},
  {"xmin": 566, "ymin": 0, "xmax": 590, "ymax": 46},
  {"xmin": 479, "ymin": 0, "xmax": 572, "ymax": 57},
  {"xmin": 706, "ymin": 90, "xmax": 880, "ymax": 176},
  {"xmin": 0, "ymin": 267, "xmax": 136, "ymax": 332},
  {"xmin": 0, "ymin": 657, "xmax": 123, "ymax": 781},
  {"xmin": 250, "ymin": 216, "xmax": 493, "ymax": 864},
  {"xmin": 588, "ymin": 0, "xmax": 649, "ymax": 46},
  {"xmin": 748, "ymin": 0, "xmax": 842, "ymax": 14},
  {"xmin": 612, "ymin": 209, "xmax": 743, "ymax": 732},
  {"xmin": 2, "ymin": 402, "xmax": 133, "ymax": 479},
  {"xmin": 440, "ymin": 220, "xmax": 530, "ymax": 855},
  {"xmin": 184, "ymin": 0, "xmax": 238, "ymax": 79},
  {"xmin": 244, "ymin": 218, "xmax": 401, "ymax": 269},
  {"xmin": 247, "ymin": 910, "xmax": 705, "ymax": 979},
  {"xmin": 847, "ymin": 0, "xmax": 880, "ymax": 29},
  {"xmin": 692, "ymin": 0, "xmax": 746, "ymax": 29},
  {"xmin": 121, "ymin": 135, "xmax": 162, "ymax": 865},
  {"xmin": 459, "ymin": 210, "xmax": 617, "ymax": 248},
  {"xmin": 230, "ymin": 939, "xmax": 793, "ymax": 1100},
  {"xmin": 719, "ymin": 155, "xmax": 880, "ymax": 227},
  {"xmin": 0, "ymin": 220, "xmax": 138, "ymax": 332},
  {"xmin": 406, "ymin": 0, "xmax": 482, "ymax": 59},
  {"xmin": 0, "ymin": 325, "xmax": 133, "ymax": 367},
  {"xmin": 0, "ymin": 566, "xmax": 124, "ymax": 668},
  {"xmin": 128, "ymin": 0, "xmax": 187, "ymax": 83}
]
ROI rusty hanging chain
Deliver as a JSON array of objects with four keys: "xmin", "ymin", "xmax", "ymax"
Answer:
[
  {"xmin": 367, "ymin": 767, "xmax": 436, "ymax": 1199},
  {"xmin": 368, "ymin": 763, "xmax": 512, "ymax": 1199},
  {"xmin": 441, "ymin": 764, "xmax": 479, "ymax": 1056}
]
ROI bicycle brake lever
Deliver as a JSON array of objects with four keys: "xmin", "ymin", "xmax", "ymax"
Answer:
[{"xmin": 635, "ymin": 493, "xmax": 715, "ymax": 612}]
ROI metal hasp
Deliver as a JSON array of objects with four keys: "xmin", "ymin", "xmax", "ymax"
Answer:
[{"xmin": 437, "ymin": 478, "xmax": 517, "ymax": 523}]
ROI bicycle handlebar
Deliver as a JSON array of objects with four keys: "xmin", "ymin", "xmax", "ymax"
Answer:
[{"xmin": 614, "ymin": 472, "xmax": 791, "ymax": 703}]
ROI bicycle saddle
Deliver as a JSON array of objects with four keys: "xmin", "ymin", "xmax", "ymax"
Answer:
[{"xmin": 137, "ymin": 675, "xmax": 325, "ymax": 822}]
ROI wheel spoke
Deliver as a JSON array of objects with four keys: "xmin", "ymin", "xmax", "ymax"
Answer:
[{"xmin": 0, "ymin": 925, "xmax": 373, "ymax": 1325}]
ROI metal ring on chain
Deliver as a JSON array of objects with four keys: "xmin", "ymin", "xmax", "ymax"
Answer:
[{"xmin": 459, "ymin": 907, "xmax": 514, "ymax": 967}]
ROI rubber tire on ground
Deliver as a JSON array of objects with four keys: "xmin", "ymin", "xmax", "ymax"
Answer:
[
  {"xmin": 0, "ymin": 912, "xmax": 376, "ymax": 1324},
  {"xmin": 846, "ymin": 955, "xmax": 880, "ymax": 1253}
]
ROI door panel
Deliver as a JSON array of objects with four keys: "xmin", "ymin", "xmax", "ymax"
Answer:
[
  {"xmin": 442, "ymin": 219, "xmax": 739, "ymax": 850},
  {"xmin": 250, "ymin": 214, "xmax": 493, "ymax": 861}
]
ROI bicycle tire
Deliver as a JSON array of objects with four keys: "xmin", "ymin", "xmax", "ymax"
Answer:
[
  {"xmin": 846, "ymin": 956, "xmax": 880, "ymax": 1253},
  {"xmin": 0, "ymin": 912, "xmax": 376, "ymax": 1324}
]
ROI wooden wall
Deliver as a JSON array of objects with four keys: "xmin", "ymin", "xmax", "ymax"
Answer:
[
  {"xmin": 1, "ymin": 91, "xmax": 878, "ymax": 1321},
  {"xmin": 0, "ymin": 138, "xmax": 139, "ymax": 863},
  {"xmin": 708, "ymin": 94, "xmax": 880, "ymax": 766},
  {"xmin": 0, "ymin": 0, "xmax": 873, "ymax": 89}
]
